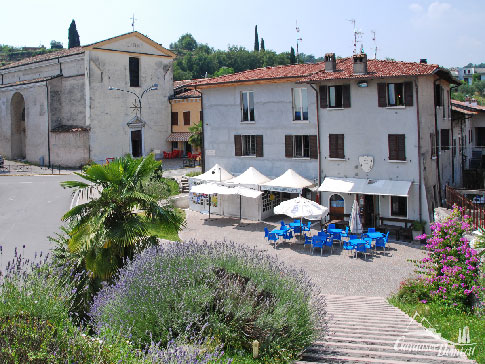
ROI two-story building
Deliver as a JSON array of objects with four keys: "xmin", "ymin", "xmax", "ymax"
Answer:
[{"xmin": 0, "ymin": 31, "xmax": 175, "ymax": 167}]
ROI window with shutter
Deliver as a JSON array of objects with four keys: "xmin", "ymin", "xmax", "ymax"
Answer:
[
  {"xmin": 328, "ymin": 86, "xmax": 343, "ymax": 108},
  {"xmin": 391, "ymin": 196, "xmax": 407, "ymax": 217},
  {"xmin": 329, "ymin": 134, "xmax": 344, "ymax": 159},
  {"xmin": 377, "ymin": 83, "xmax": 387, "ymax": 107},
  {"xmin": 285, "ymin": 135, "xmax": 293, "ymax": 158},
  {"xmin": 241, "ymin": 135, "xmax": 256, "ymax": 156},
  {"xmin": 342, "ymin": 84, "xmax": 351, "ymax": 108},
  {"xmin": 309, "ymin": 135, "xmax": 318, "ymax": 159},
  {"xmin": 387, "ymin": 83, "xmax": 404, "ymax": 106},
  {"xmin": 404, "ymin": 82, "xmax": 413, "ymax": 106},
  {"xmin": 234, "ymin": 135, "xmax": 242, "ymax": 156},
  {"xmin": 171, "ymin": 112, "xmax": 178, "ymax": 126},
  {"xmin": 441, "ymin": 129, "xmax": 450, "ymax": 150},
  {"xmin": 129, "ymin": 57, "xmax": 140, "ymax": 87},
  {"xmin": 183, "ymin": 111, "xmax": 190, "ymax": 125},
  {"xmin": 256, "ymin": 135, "xmax": 264, "ymax": 157},
  {"xmin": 241, "ymin": 91, "xmax": 255, "ymax": 122},
  {"xmin": 388, "ymin": 134, "xmax": 406, "ymax": 161},
  {"xmin": 293, "ymin": 135, "xmax": 310, "ymax": 158},
  {"xmin": 319, "ymin": 86, "xmax": 327, "ymax": 108}
]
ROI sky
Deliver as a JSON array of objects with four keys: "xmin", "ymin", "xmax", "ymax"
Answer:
[{"xmin": 1, "ymin": 0, "xmax": 483, "ymax": 68}]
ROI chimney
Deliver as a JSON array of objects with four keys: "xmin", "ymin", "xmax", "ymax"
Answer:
[
  {"xmin": 324, "ymin": 53, "xmax": 336, "ymax": 72},
  {"xmin": 353, "ymin": 53, "xmax": 367, "ymax": 75},
  {"xmin": 420, "ymin": 59, "xmax": 427, "ymax": 64}
]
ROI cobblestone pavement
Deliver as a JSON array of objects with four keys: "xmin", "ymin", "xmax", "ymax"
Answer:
[{"xmin": 179, "ymin": 209, "xmax": 425, "ymax": 298}]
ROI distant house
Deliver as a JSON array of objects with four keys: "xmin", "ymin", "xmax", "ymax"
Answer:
[
  {"xmin": 0, "ymin": 31, "xmax": 175, "ymax": 167},
  {"xmin": 451, "ymin": 99, "xmax": 485, "ymax": 186},
  {"xmin": 457, "ymin": 67, "xmax": 485, "ymax": 85},
  {"xmin": 168, "ymin": 80, "xmax": 201, "ymax": 156},
  {"xmin": 191, "ymin": 54, "xmax": 459, "ymax": 228}
]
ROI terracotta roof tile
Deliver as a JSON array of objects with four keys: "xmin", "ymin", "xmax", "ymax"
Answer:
[
  {"xmin": 188, "ymin": 62, "xmax": 325, "ymax": 87},
  {"xmin": 167, "ymin": 132, "xmax": 193, "ymax": 142},
  {"xmin": 0, "ymin": 47, "xmax": 84, "ymax": 70},
  {"xmin": 302, "ymin": 58, "xmax": 440, "ymax": 82},
  {"xmin": 451, "ymin": 99, "xmax": 485, "ymax": 112},
  {"xmin": 173, "ymin": 89, "xmax": 201, "ymax": 98}
]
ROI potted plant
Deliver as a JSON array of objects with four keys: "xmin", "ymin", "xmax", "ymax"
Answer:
[{"xmin": 411, "ymin": 220, "xmax": 427, "ymax": 240}]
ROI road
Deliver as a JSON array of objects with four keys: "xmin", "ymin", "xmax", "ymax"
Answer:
[{"xmin": 0, "ymin": 175, "xmax": 78, "ymax": 272}]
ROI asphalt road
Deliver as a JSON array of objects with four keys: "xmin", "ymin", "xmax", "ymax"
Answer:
[{"xmin": 0, "ymin": 174, "xmax": 78, "ymax": 272}]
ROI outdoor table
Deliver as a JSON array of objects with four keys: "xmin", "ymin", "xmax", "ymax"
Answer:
[
  {"xmin": 271, "ymin": 229, "xmax": 286, "ymax": 237},
  {"xmin": 289, "ymin": 222, "xmax": 303, "ymax": 229},
  {"xmin": 327, "ymin": 228, "xmax": 343, "ymax": 234},
  {"xmin": 364, "ymin": 232, "xmax": 384, "ymax": 239},
  {"xmin": 350, "ymin": 238, "xmax": 373, "ymax": 249}
]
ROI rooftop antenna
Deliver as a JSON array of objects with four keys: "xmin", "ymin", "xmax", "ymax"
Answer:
[
  {"xmin": 296, "ymin": 20, "xmax": 302, "ymax": 63},
  {"xmin": 371, "ymin": 30, "xmax": 377, "ymax": 59},
  {"xmin": 130, "ymin": 13, "xmax": 137, "ymax": 32},
  {"xmin": 347, "ymin": 19, "xmax": 363, "ymax": 54}
]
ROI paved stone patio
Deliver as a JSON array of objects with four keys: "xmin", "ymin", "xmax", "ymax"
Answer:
[{"xmin": 180, "ymin": 209, "xmax": 425, "ymax": 298}]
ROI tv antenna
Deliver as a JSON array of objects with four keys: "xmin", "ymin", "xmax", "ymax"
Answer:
[
  {"xmin": 296, "ymin": 20, "xmax": 302, "ymax": 63},
  {"xmin": 371, "ymin": 30, "xmax": 377, "ymax": 59},
  {"xmin": 130, "ymin": 13, "xmax": 137, "ymax": 32},
  {"xmin": 348, "ymin": 19, "xmax": 363, "ymax": 54}
]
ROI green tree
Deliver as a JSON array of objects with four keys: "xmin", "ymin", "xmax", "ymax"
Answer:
[
  {"xmin": 254, "ymin": 25, "xmax": 259, "ymax": 52},
  {"xmin": 260, "ymin": 38, "xmax": 265, "ymax": 51},
  {"xmin": 60, "ymin": 155, "xmax": 184, "ymax": 280},
  {"xmin": 290, "ymin": 46, "xmax": 296, "ymax": 65},
  {"xmin": 50, "ymin": 40, "xmax": 63, "ymax": 49},
  {"xmin": 68, "ymin": 20, "xmax": 80, "ymax": 49},
  {"xmin": 170, "ymin": 33, "xmax": 198, "ymax": 53},
  {"xmin": 188, "ymin": 121, "xmax": 202, "ymax": 149},
  {"xmin": 213, "ymin": 66, "xmax": 234, "ymax": 77}
]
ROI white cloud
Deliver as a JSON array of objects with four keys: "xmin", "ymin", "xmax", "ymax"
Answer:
[
  {"xmin": 409, "ymin": 3, "xmax": 423, "ymax": 13},
  {"xmin": 427, "ymin": 1, "xmax": 452, "ymax": 20}
]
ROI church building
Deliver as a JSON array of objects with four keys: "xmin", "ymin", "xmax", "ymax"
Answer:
[{"xmin": 0, "ymin": 32, "xmax": 175, "ymax": 167}]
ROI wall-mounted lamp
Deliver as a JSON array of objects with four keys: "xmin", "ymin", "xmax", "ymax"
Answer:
[{"xmin": 357, "ymin": 81, "xmax": 368, "ymax": 88}]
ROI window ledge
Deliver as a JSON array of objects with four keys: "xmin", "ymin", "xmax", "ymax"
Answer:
[
  {"xmin": 293, "ymin": 157, "xmax": 311, "ymax": 160},
  {"xmin": 388, "ymin": 159, "xmax": 407, "ymax": 163},
  {"xmin": 386, "ymin": 106, "xmax": 406, "ymax": 109},
  {"xmin": 328, "ymin": 157, "xmax": 346, "ymax": 161},
  {"xmin": 292, "ymin": 120, "xmax": 310, "ymax": 124},
  {"xmin": 240, "ymin": 121, "xmax": 256, "ymax": 124},
  {"xmin": 328, "ymin": 108, "xmax": 345, "ymax": 111},
  {"xmin": 241, "ymin": 155, "xmax": 257, "ymax": 158}
]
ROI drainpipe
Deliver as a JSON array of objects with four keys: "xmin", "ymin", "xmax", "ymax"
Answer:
[
  {"xmin": 45, "ymin": 81, "xmax": 51, "ymax": 166},
  {"xmin": 309, "ymin": 84, "xmax": 321, "ymax": 201},
  {"xmin": 195, "ymin": 86, "xmax": 205, "ymax": 173},
  {"xmin": 433, "ymin": 79, "xmax": 442, "ymax": 206},
  {"xmin": 415, "ymin": 78, "xmax": 422, "ymax": 223}
]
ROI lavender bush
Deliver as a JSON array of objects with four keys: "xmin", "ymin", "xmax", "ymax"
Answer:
[{"xmin": 90, "ymin": 240, "xmax": 325, "ymax": 361}]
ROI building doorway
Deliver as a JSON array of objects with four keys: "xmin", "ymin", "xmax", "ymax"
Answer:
[
  {"xmin": 10, "ymin": 92, "xmax": 26, "ymax": 159},
  {"xmin": 131, "ymin": 130, "xmax": 142, "ymax": 157},
  {"xmin": 329, "ymin": 194, "xmax": 344, "ymax": 220},
  {"xmin": 362, "ymin": 195, "xmax": 378, "ymax": 228}
]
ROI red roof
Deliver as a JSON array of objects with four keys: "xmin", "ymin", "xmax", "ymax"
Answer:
[
  {"xmin": 188, "ymin": 62, "xmax": 325, "ymax": 87},
  {"xmin": 174, "ymin": 89, "xmax": 201, "ymax": 98},
  {"xmin": 0, "ymin": 47, "xmax": 84, "ymax": 70},
  {"xmin": 302, "ymin": 58, "xmax": 440, "ymax": 82},
  {"xmin": 451, "ymin": 99, "xmax": 485, "ymax": 112}
]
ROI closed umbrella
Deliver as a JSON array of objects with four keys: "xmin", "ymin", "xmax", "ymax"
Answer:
[
  {"xmin": 350, "ymin": 198, "xmax": 363, "ymax": 234},
  {"xmin": 274, "ymin": 196, "xmax": 329, "ymax": 238}
]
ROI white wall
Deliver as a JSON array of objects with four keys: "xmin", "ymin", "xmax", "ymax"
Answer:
[{"xmin": 201, "ymin": 82, "xmax": 319, "ymax": 181}]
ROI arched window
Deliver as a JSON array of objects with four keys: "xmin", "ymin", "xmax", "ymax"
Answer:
[{"xmin": 329, "ymin": 194, "xmax": 344, "ymax": 220}]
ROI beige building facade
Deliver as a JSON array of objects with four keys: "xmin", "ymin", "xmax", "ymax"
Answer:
[{"xmin": 0, "ymin": 32, "xmax": 175, "ymax": 167}]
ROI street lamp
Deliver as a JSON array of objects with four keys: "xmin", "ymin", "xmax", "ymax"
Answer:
[{"xmin": 108, "ymin": 83, "xmax": 159, "ymax": 117}]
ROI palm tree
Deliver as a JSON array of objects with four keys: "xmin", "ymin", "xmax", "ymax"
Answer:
[
  {"xmin": 61, "ymin": 154, "xmax": 184, "ymax": 280},
  {"xmin": 188, "ymin": 121, "xmax": 202, "ymax": 149}
]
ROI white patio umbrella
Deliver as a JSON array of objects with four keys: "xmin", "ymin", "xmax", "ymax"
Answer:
[
  {"xmin": 350, "ymin": 198, "xmax": 363, "ymax": 234},
  {"xmin": 274, "ymin": 196, "xmax": 329, "ymax": 238}
]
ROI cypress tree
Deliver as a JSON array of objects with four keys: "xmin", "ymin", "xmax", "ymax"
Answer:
[
  {"xmin": 254, "ymin": 25, "xmax": 259, "ymax": 52},
  {"xmin": 290, "ymin": 46, "xmax": 296, "ymax": 64},
  {"xmin": 68, "ymin": 20, "xmax": 80, "ymax": 49},
  {"xmin": 260, "ymin": 38, "xmax": 265, "ymax": 51}
]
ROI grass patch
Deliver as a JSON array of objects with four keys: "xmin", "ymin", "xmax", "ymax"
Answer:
[
  {"xmin": 389, "ymin": 298, "xmax": 485, "ymax": 363},
  {"xmin": 156, "ymin": 208, "xmax": 185, "ymax": 241}
]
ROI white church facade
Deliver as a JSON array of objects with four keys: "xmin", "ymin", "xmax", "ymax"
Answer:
[{"xmin": 0, "ymin": 32, "xmax": 175, "ymax": 167}]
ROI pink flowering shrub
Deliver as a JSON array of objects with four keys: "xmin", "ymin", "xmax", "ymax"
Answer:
[{"xmin": 415, "ymin": 206, "xmax": 483, "ymax": 309}]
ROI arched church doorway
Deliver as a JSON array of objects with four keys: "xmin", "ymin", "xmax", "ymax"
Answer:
[{"xmin": 10, "ymin": 92, "xmax": 26, "ymax": 159}]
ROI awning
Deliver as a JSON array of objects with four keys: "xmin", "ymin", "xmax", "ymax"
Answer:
[
  {"xmin": 167, "ymin": 132, "xmax": 193, "ymax": 142},
  {"xmin": 192, "ymin": 164, "xmax": 234, "ymax": 182},
  {"xmin": 261, "ymin": 169, "xmax": 314, "ymax": 193},
  {"xmin": 190, "ymin": 183, "xmax": 262, "ymax": 198},
  {"xmin": 318, "ymin": 177, "xmax": 412, "ymax": 197}
]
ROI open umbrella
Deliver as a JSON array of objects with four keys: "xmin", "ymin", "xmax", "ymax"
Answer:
[
  {"xmin": 274, "ymin": 196, "xmax": 329, "ymax": 238},
  {"xmin": 350, "ymin": 198, "xmax": 363, "ymax": 234}
]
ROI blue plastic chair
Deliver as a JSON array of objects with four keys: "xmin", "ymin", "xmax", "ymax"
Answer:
[
  {"xmin": 342, "ymin": 241, "xmax": 355, "ymax": 255},
  {"xmin": 312, "ymin": 236, "xmax": 325, "ymax": 256},
  {"xmin": 264, "ymin": 227, "xmax": 269, "ymax": 241},
  {"xmin": 293, "ymin": 225, "xmax": 302, "ymax": 234},
  {"xmin": 268, "ymin": 232, "xmax": 278, "ymax": 249},
  {"xmin": 375, "ymin": 232, "xmax": 390, "ymax": 253},
  {"xmin": 280, "ymin": 221, "xmax": 286, "ymax": 228},
  {"xmin": 355, "ymin": 242, "xmax": 369, "ymax": 259},
  {"xmin": 328, "ymin": 223, "xmax": 336, "ymax": 230},
  {"xmin": 302, "ymin": 221, "xmax": 311, "ymax": 232},
  {"xmin": 367, "ymin": 228, "xmax": 376, "ymax": 233},
  {"xmin": 304, "ymin": 234, "xmax": 312, "ymax": 249},
  {"xmin": 283, "ymin": 230, "xmax": 293, "ymax": 242},
  {"xmin": 324, "ymin": 235, "xmax": 334, "ymax": 254},
  {"xmin": 318, "ymin": 231, "xmax": 326, "ymax": 237}
]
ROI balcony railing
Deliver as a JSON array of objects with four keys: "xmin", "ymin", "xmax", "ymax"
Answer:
[{"xmin": 445, "ymin": 185, "xmax": 485, "ymax": 230}]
